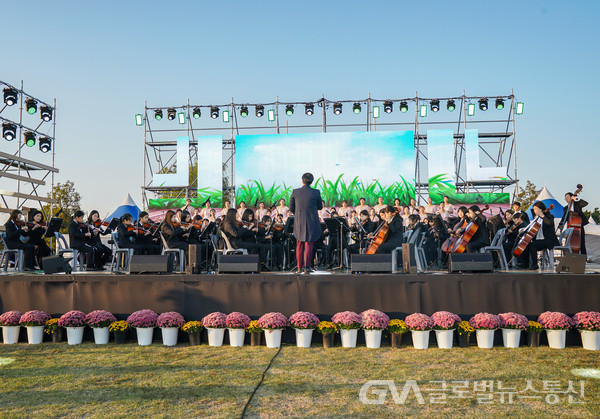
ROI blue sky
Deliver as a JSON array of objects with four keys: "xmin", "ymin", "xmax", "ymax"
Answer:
[{"xmin": 1, "ymin": 1, "xmax": 598, "ymax": 215}]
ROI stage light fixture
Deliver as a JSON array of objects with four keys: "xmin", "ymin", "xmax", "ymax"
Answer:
[
  {"xmin": 285, "ymin": 105, "xmax": 294, "ymax": 116},
  {"xmin": 40, "ymin": 106, "xmax": 53, "ymax": 121},
  {"xmin": 353, "ymin": 102, "xmax": 361, "ymax": 114},
  {"xmin": 399, "ymin": 101, "xmax": 408, "ymax": 113},
  {"xmin": 135, "ymin": 114, "xmax": 143, "ymax": 126},
  {"xmin": 495, "ymin": 98, "xmax": 504, "ymax": 110},
  {"xmin": 305, "ymin": 103, "xmax": 314, "ymax": 116},
  {"xmin": 192, "ymin": 108, "xmax": 201, "ymax": 119},
  {"xmin": 468, "ymin": 103, "xmax": 476, "ymax": 116},
  {"xmin": 25, "ymin": 98, "xmax": 37, "ymax": 114},
  {"xmin": 223, "ymin": 110, "xmax": 230, "ymax": 123},
  {"xmin": 2, "ymin": 123, "xmax": 17, "ymax": 141},
  {"xmin": 24, "ymin": 131, "xmax": 36, "ymax": 147},
  {"xmin": 210, "ymin": 106, "xmax": 219, "ymax": 119},
  {"xmin": 39, "ymin": 137, "xmax": 52, "ymax": 153},
  {"xmin": 419, "ymin": 104, "xmax": 427, "ymax": 117},
  {"xmin": 267, "ymin": 109, "xmax": 275, "ymax": 122},
  {"xmin": 167, "ymin": 108, "xmax": 176, "ymax": 120},
  {"xmin": 333, "ymin": 102, "xmax": 343, "ymax": 115},
  {"xmin": 178, "ymin": 112, "xmax": 186, "ymax": 124},
  {"xmin": 384, "ymin": 100, "xmax": 393, "ymax": 113},
  {"xmin": 447, "ymin": 100, "xmax": 456, "ymax": 112},
  {"xmin": 479, "ymin": 98, "xmax": 488, "ymax": 111},
  {"xmin": 431, "ymin": 100, "xmax": 440, "ymax": 112},
  {"xmin": 240, "ymin": 106, "xmax": 248, "ymax": 117},
  {"xmin": 154, "ymin": 109, "xmax": 163, "ymax": 120},
  {"xmin": 373, "ymin": 106, "xmax": 380, "ymax": 119},
  {"xmin": 3, "ymin": 88, "xmax": 18, "ymax": 106},
  {"xmin": 255, "ymin": 105, "xmax": 264, "ymax": 117},
  {"xmin": 516, "ymin": 102, "xmax": 524, "ymax": 115}
]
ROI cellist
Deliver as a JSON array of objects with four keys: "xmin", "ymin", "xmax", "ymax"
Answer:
[
  {"xmin": 516, "ymin": 202, "xmax": 559, "ymax": 270},
  {"xmin": 558, "ymin": 192, "xmax": 589, "ymax": 256},
  {"xmin": 464, "ymin": 205, "xmax": 490, "ymax": 253},
  {"xmin": 368, "ymin": 206, "xmax": 404, "ymax": 253}
]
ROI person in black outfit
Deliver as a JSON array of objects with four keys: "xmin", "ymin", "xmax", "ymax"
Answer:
[
  {"xmin": 464, "ymin": 205, "xmax": 490, "ymax": 253},
  {"xmin": 3, "ymin": 209, "xmax": 36, "ymax": 270},
  {"xmin": 519, "ymin": 201, "xmax": 559, "ymax": 270},
  {"xmin": 371, "ymin": 206, "xmax": 404, "ymax": 253},
  {"xmin": 348, "ymin": 210, "xmax": 375, "ymax": 254},
  {"xmin": 161, "ymin": 210, "xmax": 192, "ymax": 256},
  {"xmin": 511, "ymin": 202, "xmax": 530, "ymax": 225},
  {"xmin": 28, "ymin": 210, "xmax": 52, "ymax": 269},
  {"xmin": 558, "ymin": 192, "xmax": 589, "ymax": 256},
  {"xmin": 117, "ymin": 213, "xmax": 154, "ymax": 256},
  {"xmin": 136, "ymin": 211, "xmax": 162, "ymax": 255},
  {"xmin": 257, "ymin": 214, "xmax": 284, "ymax": 270},
  {"xmin": 69, "ymin": 210, "xmax": 104, "ymax": 270},
  {"xmin": 86, "ymin": 210, "xmax": 113, "ymax": 264},
  {"xmin": 502, "ymin": 212, "xmax": 525, "ymax": 264},
  {"xmin": 221, "ymin": 208, "xmax": 268, "ymax": 265}
]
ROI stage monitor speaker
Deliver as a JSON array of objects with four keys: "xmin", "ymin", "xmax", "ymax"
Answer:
[
  {"xmin": 402, "ymin": 243, "xmax": 418, "ymax": 274},
  {"xmin": 556, "ymin": 254, "xmax": 586, "ymax": 274},
  {"xmin": 218, "ymin": 254, "xmax": 260, "ymax": 273},
  {"xmin": 42, "ymin": 255, "xmax": 72, "ymax": 274},
  {"xmin": 128, "ymin": 255, "xmax": 172, "ymax": 274},
  {"xmin": 351, "ymin": 254, "xmax": 392, "ymax": 273},
  {"xmin": 186, "ymin": 244, "xmax": 202, "ymax": 274},
  {"xmin": 448, "ymin": 253, "xmax": 494, "ymax": 273}
]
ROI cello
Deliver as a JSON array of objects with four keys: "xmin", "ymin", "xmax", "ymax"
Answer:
[
  {"xmin": 565, "ymin": 184, "xmax": 583, "ymax": 254},
  {"xmin": 513, "ymin": 204, "xmax": 554, "ymax": 257},
  {"xmin": 450, "ymin": 205, "xmax": 489, "ymax": 253},
  {"xmin": 364, "ymin": 221, "xmax": 390, "ymax": 254}
]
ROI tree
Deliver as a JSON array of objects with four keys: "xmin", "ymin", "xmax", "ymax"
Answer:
[
  {"xmin": 42, "ymin": 180, "xmax": 82, "ymax": 233},
  {"xmin": 584, "ymin": 207, "xmax": 600, "ymax": 224},
  {"xmin": 515, "ymin": 180, "xmax": 541, "ymax": 211}
]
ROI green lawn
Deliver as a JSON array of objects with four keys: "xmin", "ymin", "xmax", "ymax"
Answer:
[{"xmin": 0, "ymin": 340, "xmax": 598, "ymax": 418}]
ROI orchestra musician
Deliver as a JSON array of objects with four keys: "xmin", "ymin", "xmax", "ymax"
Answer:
[
  {"xmin": 451, "ymin": 206, "xmax": 469, "ymax": 232},
  {"xmin": 558, "ymin": 192, "xmax": 589, "ymax": 256},
  {"xmin": 464, "ymin": 205, "xmax": 490, "ymax": 253},
  {"xmin": 136, "ymin": 211, "xmax": 162, "ymax": 255},
  {"xmin": 517, "ymin": 202, "xmax": 559, "ymax": 270},
  {"xmin": 69, "ymin": 210, "xmax": 106, "ymax": 270},
  {"xmin": 3, "ymin": 209, "xmax": 36, "ymax": 270},
  {"xmin": 511, "ymin": 201, "xmax": 530, "ymax": 225},
  {"xmin": 503, "ymin": 212, "xmax": 525, "ymax": 263},
  {"xmin": 368, "ymin": 205, "xmax": 404, "ymax": 253},
  {"xmin": 86, "ymin": 210, "xmax": 113, "ymax": 263},
  {"xmin": 161, "ymin": 210, "xmax": 192, "ymax": 255},
  {"xmin": 221, "ymin": 208, "xmax": 269, "ymax": 265},
  {"xmin": 348, "ymin": 210, "xmax": 375, "ymax": 254},
  {"xmin": 27, "ymin": 210, "xmax": 51, "ymax": 269},
  {"xmin": 116, "ymin": 213, "xmax": 156, "ymax": 256},
  {"xmin": 257, "ymin": 214, "xmax": 284, "ymax": 270}
]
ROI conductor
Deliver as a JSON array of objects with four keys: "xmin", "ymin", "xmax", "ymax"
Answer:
[{"xmin": 290, "ymin": 172, "xmax": 323, "ymax": 273}]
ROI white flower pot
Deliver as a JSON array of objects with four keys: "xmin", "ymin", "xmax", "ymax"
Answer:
[
  {"xmin": 364, "ymin": 329, "xmax": 383, "ymax": 349},
  {"xmin": 228, "ymin": 328, "xmax": 246, "ymax": 347},
  {"xmin": 435, "ymin": 329, "xmax": 454, "ymax": 349},
  {"xmin": 476, "ymin": 329, "xmax": 495, "ymax": 349},
  {"xmin": 161, "ymin": 327, "xmax": 179, "ymax": 346},
  {"xmin": 136, "ymin": 327, "xmax": 154, "ymax": 346},
  {"xmin": 295, "ymin": 328, "xmax": 314, "ymax": 348},
  {"xmin": 411, "ymin": 330, "xmax": 430, "ymax": 349},
  {"xmin": 546, "ymin": 329, "xmax": 566, "ymax": 349},
  {"xmin": 502, "ymin": 329, "xmax": 521, "ymax": 348},
  {"xmin": 66, "ymin": 326, "xmax": 85, "ymax": 345},
  {"xmin": 2, "ymin": 326, "xmax": 20, "ymax": 344},
  {"xmin": 26, "ymin": 326, "xmax": 45, "ymax": 344},
  {"xmin": 340, "ymin": 329, "xmax": 358, "ymax": 348},
  {"xmin": 207, "ymin": 327, "xmax": 225, "ymax": 347},
  {"xmin": 264, "ymin": 329, "xmax": 283, "ymax": 348},
  {"xmin": 93, "ymin": 327, "xmax": 110, "ymax": 345},
  {"xmin": 580, "ymin": 330, "xmax": 600, "ymax": 351}
]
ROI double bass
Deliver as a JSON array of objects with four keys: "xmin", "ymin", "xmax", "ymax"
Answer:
[
  {"xmin": 513, "ymin": 204, "xmax": 554, "ymax": 257},
  {"xmin": 565, "ymin": 184, "xmax": 583, "ymax": 254}
]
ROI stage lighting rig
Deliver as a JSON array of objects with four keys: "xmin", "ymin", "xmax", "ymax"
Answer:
[
  {"xmin": 447, "ymin": 100, "xmax": 456, "ymax": 112},
  {"xmin": 285, "ymin": 105, "xmax": 294, "ymax": 116},
  {"xmin": 39, "ymin": 137, "xmax": 52, "ymax": 153},
  {"xmin": 305, "ymin": 103, "xmax": 314, "ymax": 116},
  {"xmin": 210, "ymin": 106, "xmax": 219, "ymax": 119},
  {"xmin": 333, "ymin": 102, "xmax": 343, "ymax": 115},
  {"xmin": 240, "ymin": 106, "xmax": 248, "ymax": 117},
  {"xmin": 2, "ymin": 123, "xmax": 17, "ymax": 141},
  {"xmin": 431, "ymin": 100, "xmax": 440, "ymax": 112},
  {"xmin": 255, "ymin": 105, "xmax": 264, "ymax": 117},
  {"xmin": 384, "ymin": 101, "xmax": 393, "ymax": 113},
  {"xmin": 3, "ymin": 88, "xmax": 18, "ymax": 106},
  {"xmin": 192, "ymin": 108, "xmax": 201, "ymax": 119},
  {"xmin": 516, "ymin": 102, "xmax": 524, "ymax": 115},
  {"xmin": 25, "ymin": 98, "xmax": 37, "ymax": 114},
  {"xmin": 352, "ymin": 102, "xmax": 361, "ymax": 114},
  {"xmin": 167, "ymin": 108, "xmax": 176, "ymax": 120},
  {"xmin": 399, "ymin": 101, "xmax": 408, "ymax": 113},
  {"xmin": 24, "ymin": 131, "xmax": 36, "ymax": 147},
  {"xmin": 479, "ymin": 98, "xmax": 488, "ymax": 111},
  {"xmin": 468, "ymin": 103, "xmax": 476, "ymax": 116},
  {"xmin": 154, "ymin": 109, "xmax": 163, "ymax": 120},
  {"xmin": 40, "ymin": 106, "xmax": 53, "ymax": 121},
  {"xmin": 495, "ymin": 98, "xmax": 504, "ymax": 110}
]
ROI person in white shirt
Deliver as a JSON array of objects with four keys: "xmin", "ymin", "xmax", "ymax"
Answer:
[
  {"xmin": 208, "ymin": 209, "xmax": 216, "ymax": 222},
  {"xmin": 437, "ymin": 202, "xmax": 449, "ymax": 222},
  {"xmin": 276, "ymin": 199, "xmax": 289, "ymax": 217},
  {"xmin": 237, "ymin": 201, "xmax": 247, "ymax": 220},
  {"xmin": 199, "ymin": 200, "xmax": 212, "ymax": 219},
  {"xmin": 180, "ymin": 198, "xmax": 193, "ymax": 213},
  {"xmin": 393, "ymin": 198, "xmax": 403, "ymax": 214},
  {"xmin": 443, "ymin": 196, "xmax": 455, "ymax": 216},
  {"xmin": 256, "ymin": 202, "xmax": 269, "ymax": 221},
  {"xmin": 354, "ymin": 197, "xmax": 370, "ymax": 216},
  {"xmin": 338, "ymin": 200, "xmax": 353, "ymax": 218},
  {"xmin": 373, "ymin": 197, "xmax": 386, "ymax": 213},
  {"xmin": 425, "ymin": 197, "xmax": 437, "ymax": 214},
  {"xmin": 408, "ymin": 198, "xmax": 419, "ymax": 215},
  {"xmin": 401, "ymin": 206, "xmax": 411, "ymax": 227},
  {"xmin": 369, "ymin": 208, "xmax": 380, "ymax": 224},
  {"xmin": 319, "ymin": 206, "xmax": 331, "ymax": 221},
  {"xmin": 418, "ymin": 206, "xmax": 427, "ymax": 221}
]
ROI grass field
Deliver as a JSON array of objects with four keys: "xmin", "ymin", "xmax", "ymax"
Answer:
[{"xmin": 0, "ymin": 341, "xmax": 598, "ymax": 418}]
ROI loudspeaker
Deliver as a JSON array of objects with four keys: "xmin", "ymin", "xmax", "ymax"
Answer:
[
  {"xmin": 556, "ymin": 253, "xmax": 586, "ymax": 274},
  {"xmin": 218, "ymin": 254, "xmax": 260, "ymax": 273},
  {"xmin": 42, "ymin": 255, "xmax": 72, "ymax": 274},
  {"xmin": 128, "ymin": 255, "xmax": 172, "ymax": 274},
  {"xmin": 448, "ymin": 253, "xmax": 494, "ymax": 273},
  {"xmin": 351, "ymin": 254, "xmax": 392, "ymax": 273},
  {"xmin": 186, "ymin": 244, "xmax": 202, "ymax": 274},
  {"xmin": 402, "ymin": 243, "xmax": 418, "ymax": 274}
]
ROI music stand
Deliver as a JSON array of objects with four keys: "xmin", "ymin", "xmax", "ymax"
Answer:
[
  {"xmin": 324, "ymin": 216, "xmax": 349, "ymax": 271},
  {"xmin": 283, "ymin": 216, "xmax": 296, "ymax": 271},
  {"xmin": 44, "ymin": 217, "xmax": 63, "ymax": 238}
]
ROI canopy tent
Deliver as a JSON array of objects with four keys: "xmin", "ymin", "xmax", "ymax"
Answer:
[
  {"xmin": 107, "ymin": 194, "xmax": 141, "ymax": 221},
  {"xmin": 532, "ymin": 186, "xmax": 564, "ymax": 219}
]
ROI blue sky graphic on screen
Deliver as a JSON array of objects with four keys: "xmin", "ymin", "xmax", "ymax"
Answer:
[{"xmin": 235, "ymin": 131, "xmax": 415, "ymax": 206}]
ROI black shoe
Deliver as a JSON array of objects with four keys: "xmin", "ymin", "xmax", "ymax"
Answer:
[
  {"xmin": 23, "ymin": 267, "xmax": 36, "ymax": 272},
  {"xmin": 305, "ymin": 267, "xmax": 315, "ymax": 274},
  {"xmin": 528, "ymin": 265, "xmax": 539, "ymax": 270}
]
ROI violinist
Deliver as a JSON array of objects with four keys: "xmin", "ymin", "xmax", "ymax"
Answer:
[
  {"xmin": 517, "ymin": 202, "xmax": 559, "ymax": 270},
  {"xmin": 3, "ymin": 209, "xmax": 36, "ymax": 270},
  {"xmin": 136, "ymin": 211, "xmax": 161, "ymax": 255},
  {"xmin": 368, "ymin": 206, "xmax": 404, "ymax": 254},
  {"xmin": 257, "ymin": 215, "xmax": 284, "ymax": 270},
  {"xmin": 348, "ymin": 210, "xmax": 375, "ymax": 254},
  {"xmin": 558, "ymin": 192, "xmax": 589, "ymax": 255},
  {"xmin": 162, "ymin": 210, "xmax": 192, "ymax": 255},
  {"xmin": 87, "ymin": 210, "xmax": 113, "ymax": 263},
  {"xmin": 221, "ymin": 208, "xmax": 268, "ymax": 265},
  {"xmin": 69, "ymin": 210, "xmax": 104, "ymax": 270},
  {"xmin": 28, "ymin": 210, "xmax": 51, "ymax": 269},
  {"xmin": 464, "ymin": 205, "xmax": 490, "ymax": 253},
  {"xmin": 116, "ymin": 213, "xmax": 147, "ymax": 255}
]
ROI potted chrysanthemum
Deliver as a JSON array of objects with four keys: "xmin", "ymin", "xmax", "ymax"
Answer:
[
  {"xmin": 157, "ymin": 312, "xmax": 185, "ymax": 346},
  {"xmin": 127, "ymin": 309, "xmax": 158, "ymax": 346},
  {"xmin": 469, "ymin": 313, "xmax": 500, "ymax": 349},
  {"xmin": 431, "ymin": 311, "xmax": 461, "ymax": 349},
  {"xmin": 247, "ymin": 320, "xmax": 262, "ymax": 347},
  {"xmin": 289, "ymin": 311, "xmax": 320, "ymax": 348},
  {"xmin": 361, "ymin": 309, "xmax": 390, "ymax": 349},
  {"xmin": 405, "ymin": 313, "xmax": 434, "ymax": 349},
  {"xmin": 317, "ymin": 321, "xmax": 338, "ymax": 348},
  {"xmin": 45, "ymin": 318, "xmax": 63, "ymax": 343},
  {"xmin": 202, "ymin": 312, "xmax": 227, "ymax": 347},
  {"xmin": 332, "ymin": 311, "xmax": 363, "ymax": 348},
  {"xmin": 226, "ymin": 312, "xmax": 251, "ymax": 347},
  {"xmin": 572, "ymin": 311, "xmax": 600, "ymax": 351},
  {"xmin": 85, "ymin": 310, "xmax": 117, "ymax": 345},
  {"xmin": 456, "ymin": 320, "xmax": 474, "ymax": 347},
  {"xmin": 387, "ymin": 319, "xmax": 408, "ymax": 348},
  {"xmin": 526, "ymin": 321, "xmax": 543, "ymax": 347},
  {"xmin": 20, "ymin": 310, "xmax": 51, "ymax": 344},
  {"xmin": 109, "ymin": 321, "xmax": 130, "ymax": 344},
  {"xmin": 537, "ymin": 311, "xmax": 573, "ymax": 349},
  {"xmin": 58, "ymin": 310, "xmax": 87, "ymax": 345},
  {"xmin": 257, "ymin": 312, "xmax": 288, "ymax": 348},
  {"xmin": 0, "ymin": 311, "xmax": 23, "ymax": 344},
  {"xmin": 498, "ymin": 312, "xmax": 528, "ymax": 348},
  {"xmin": 181, "ymin": 321, "xmax": 203, "ymax": 346}
]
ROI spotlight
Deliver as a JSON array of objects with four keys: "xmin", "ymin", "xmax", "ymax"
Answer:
[
  {"xmin": 305, "ymin": 103, "xmax": 314, "ymax": 116},
  {"xmin": 39, "ymin": 137, "xmax": 52, "ymax": 153},
  {"xmin": 40, "ymin": 106, "xmax": 53, "ymax": 122},
  {"xmin": 384, "ymin": 100, "xmax": 393, "ymax": 114},
  {"xmin": 468, "ymin": 103, "xmax": 476, "ymax": 116},
  {"xmin": 24, "ymin": 131, "xmax": 36, "ymax": 147},
  {"xmin": 479, "ymin": 98, "xmax": 488, "ymax": 111},
  {"xmin": 25, "ymin": 99, "xmax": 37, "ymax": 114},
  {"xmin": 154, "ymin": 109, "xmax": 163, "ymax": 120},
  {"xmin": 352, "ymin": 102, "xmax": 361, "ymax": 114},
  {"xmin": 210, "ymin": 106, "xmax": 219, "ymax": 119},
  {"xmin": 240, "ymin": 106, "xmax": 248, "ymax": 118},
  {"xmin": 255, "ymin": 105, "xmax": 264, "ymax": 117},
  {"xmin": 167, "ymin": 108, "xmax": 176, "ymax": 120},
  {"xmin": 2, "ymin": 123, "xmax": 17, "ymax": 141},
  {"xmin": 333, "ymin": 102, "xmax": 343, "ymax": 115},
  {"xmin": 178, "ymin": 112, "xmax": 186, "ymax": 124},
  {"xmin": 192, "ymin": 108, "xmax": 201, "ymax": 119},
  {"xmin": 3, "ymin": 88, "xmax": 18, "ymax": 106},
  {"xmin": 495, "ymin": 98, "xmax": 504, "ymax": 110},
  {"xmin": 419, "ymin": 104, "xmax": 427, "ymax": 117},
  {"xmin": 447, "ymin": 100, "xmax": 456, "ymax": 112},
  {"xmin": 285, "ymin": 105, "xmax": 294, "ymax": 116},
  {"xmin": 135, "ymin": 114, "xmax": 143, "ymax": 126},
  {"xmin": 516, "ymin": 102, "xmax": 524, "ymax": 115},
  {"xmin": 431, "ymin": 100, "xmax": 440, "ymax": 112},
  {"xmin": 399, "ymin": 101, "xmax": 408, "ymax": 113}
]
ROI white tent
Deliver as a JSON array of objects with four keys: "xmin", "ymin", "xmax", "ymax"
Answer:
[{"xmin": 533, "ymin": 186, "xmax": 564, "ymax": 219}]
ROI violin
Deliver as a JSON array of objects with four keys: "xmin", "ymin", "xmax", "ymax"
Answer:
[
  {"xmin": 513, "ymin": 204, "xmax": 554, "ymax": 257},
  {"xmin": 566, "ymin": 184, "xmax": 583, "ymax": 254},
  {"xmin": 127, "ymin": 225, "xmax": 147, "ymax": 235}
]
